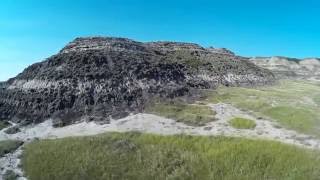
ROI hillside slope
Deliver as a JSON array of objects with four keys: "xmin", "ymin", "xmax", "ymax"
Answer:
[
  {"xmin": 250, "ymin": 56, "xmax": 320, "ymax": 80},
  {"xmin": 0, "ymin": 37, "xmax": 275, "ymax": 127}
]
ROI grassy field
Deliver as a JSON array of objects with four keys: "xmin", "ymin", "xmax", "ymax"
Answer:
[
  {"xmin": 22, "ymin": 132, "xmax": 320, "ymax": 180},
  {"xmin": 0, "ymin": 140, "xmax": 23, "ymax": 157},
  {"xmin": 145, "ymin": 101, "xmax": 216, "ymax": 126},
  {"xmin": 230, "ymin": 117, "xmax": 256, "ymax": 129},
  {"xmin": 204, "ymin": 80, "xmax": 320, "ymax": 136}
]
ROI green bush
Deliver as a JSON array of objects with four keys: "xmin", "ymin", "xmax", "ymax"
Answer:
[{"xmin": 230, "ymin": 117, "xmax": 256, "ymax": 129}]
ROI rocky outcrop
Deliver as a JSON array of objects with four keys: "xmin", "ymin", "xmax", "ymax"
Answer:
[
  {"xmin": 250, "ymin": 56, "xmax": 320, "ymax": 80},
  {"xmin": 206, "ymin": 47, "xmax": 235, "ymax": 56},
  {"xmin": 0, "ymin": 82, "xmax": 8, "ymax": 90},
  {"xmin": 0, "ymin": 37, "xmax": 275, "ymax": 127}
]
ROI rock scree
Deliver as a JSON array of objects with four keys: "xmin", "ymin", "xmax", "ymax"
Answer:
[{"xmin": 0, "ymin": 37, "xmax": 275, "ymax": 127}]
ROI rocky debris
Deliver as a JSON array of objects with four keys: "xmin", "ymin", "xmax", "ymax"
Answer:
[
  {"xmin": 0, "ymin": 37, "xmax": 275, "ymax": 127},
  {"xmin": 250, "ymin": 56, "xmax": 320, "ymax": 80},
  {"xmin": 207, "ymin": 47, "xmax": 235, "ymax": 56},
  {"xmin": 0, "ymin": 145, "xmax": 25, "ymax": 180},
  {"xmin": 0, "ymin": 82, "xmax": 8, "ymax": 90},
  {"xmin": 60, "ymin": 37, "xmax": 147, "ymax": 54},
  {"xmin": 146, "ymin": 41, "xmax": 206, "ymax": 53}
]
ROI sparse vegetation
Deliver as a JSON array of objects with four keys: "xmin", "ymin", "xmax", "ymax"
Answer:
[
  {"xmin": 3, "ymin": 170, "xmax": 18, "ymax": 180},
  {"xmin": 0, "ymin": 140, "xmax": 23, "ymax": 157},
  {"xmin": 230, "ymin": 117, "xmax": 256, "ymax": 129},
  {"xmin": 145, "ymin": 101, "xmax": 216, "ymax": 126},
  {"xmin": 23, "ymin": 132, "xmax": 320, "ymax": 180},
  {"xmin": 205, "ymin": 80, "xmax": 320, "ymax": 136},
  {"xmin": 4, "ymin": 126, "xmax": 21, "ymax": 134},
  {"xmin": 167, "ymin": 50, "xmax": 206, "ymax": 70},
  {"xmin": 0, "ymin": 121, "xmax": 10, "ymax": 130}
]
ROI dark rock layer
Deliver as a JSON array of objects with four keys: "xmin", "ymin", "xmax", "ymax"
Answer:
[{"xmin": 0, "ymin": 37, "xmax": 275, "ymax": 126}]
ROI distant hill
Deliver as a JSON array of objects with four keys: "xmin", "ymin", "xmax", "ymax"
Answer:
[{"xmin": 250, "ymin": 56, "xmax": 320, "ymax": 80}]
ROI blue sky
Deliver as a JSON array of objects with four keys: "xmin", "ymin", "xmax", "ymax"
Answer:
[{"xmin": 1, "ymin": 0, "xmax": 320, "ymax": 81}]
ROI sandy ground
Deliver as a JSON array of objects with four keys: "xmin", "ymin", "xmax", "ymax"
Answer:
[{"xmin": 1, "ymin": 103, "xmax": 320, "ymax": 179}]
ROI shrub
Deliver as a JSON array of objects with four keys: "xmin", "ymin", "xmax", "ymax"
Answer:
[{"xmin": 230, "ymin": 117, "xmax": 256, "ymax": 129}]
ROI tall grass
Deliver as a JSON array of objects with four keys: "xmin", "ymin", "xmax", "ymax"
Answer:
[{"xmin": 23, "ymin": 133, "xmax": 320, "ymax": 180}]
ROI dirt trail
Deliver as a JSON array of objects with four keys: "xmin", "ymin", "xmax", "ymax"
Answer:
[{"xmin": 1, "ymin": 103, "xmax": 320, "ymax": 179}]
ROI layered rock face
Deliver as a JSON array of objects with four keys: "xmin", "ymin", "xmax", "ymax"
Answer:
[
  {"xmin": 250, "ymin": 56, "xmax": 320, "ymax": 80},
  {"xmin": 0, "ymin": 37, "xmax": 275, "ymax": 126}
]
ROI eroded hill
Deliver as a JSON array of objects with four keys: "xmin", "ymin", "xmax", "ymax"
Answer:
[
  {"xmin": 0, "ymin": 37, "xmax": 275, "ymax": 127},
  {"xmin": 250, "ymin": 56, "xmax": 320, "ymax": 80}
]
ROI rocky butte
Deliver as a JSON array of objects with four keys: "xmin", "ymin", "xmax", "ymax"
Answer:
[{"xmin": 0, "ymin": 37, "xmax": 275, "ymax": 127}]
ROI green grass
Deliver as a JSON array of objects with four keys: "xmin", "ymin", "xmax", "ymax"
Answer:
[
  {"xmin": 264, "ymin": 106, "xmax": 317, "ymax": 133},
  {"xmin": 23, "ymin": 132, "xmax": 320, "ymax": 180},
  {"xmin": 145, "ymin": 102, "xmax": 216, "ymax": 126},
  {"xmin": 230, "ymin": 118, "xmax": 256, "ymax": 129},
  {"xmin": 0, "ymin": 121, "xmax": 10, "ymax": 130},
  {"xmin": 0, "ymin": 140, "xmax": 23, "ymax": 157},
  {"xmin": 204, "ymin": 80, "xmax": 320, "ymax": 136}
]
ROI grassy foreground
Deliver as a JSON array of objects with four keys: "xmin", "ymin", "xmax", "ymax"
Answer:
[
  {"xmin": 230, "ymin": 117, "xmax": 256, "ymax": 129},
  {"xmin": 23, "ymin": 133, "xmax": 320, "ymax": 180},
  {"xmin": 146, "ymin": 102, "xmax": 216, "ymax": 126},
  {"xmin": 205, "ymin": 80, "xmax": 320, "ymax": 136}
]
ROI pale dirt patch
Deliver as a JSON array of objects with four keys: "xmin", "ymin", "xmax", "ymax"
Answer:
[{"xmin": 0, "ymin": 146, "xmax": 26, "ymax": 180}]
